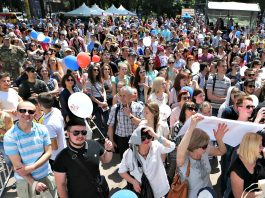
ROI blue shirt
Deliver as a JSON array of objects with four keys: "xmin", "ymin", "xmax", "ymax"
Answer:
[{"xmin": 4, "ymin": 122, "xmax": 51, "ymax": 180}]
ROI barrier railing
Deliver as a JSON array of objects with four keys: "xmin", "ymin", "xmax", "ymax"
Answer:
[{"xmin": 0, "ymin": 156, "xmax": 12, "ymax": 197}]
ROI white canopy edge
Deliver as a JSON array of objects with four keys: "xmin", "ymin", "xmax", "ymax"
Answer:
[{"xmin": 208, "ymin": 1, "xmax": 260, "ymax": 12}]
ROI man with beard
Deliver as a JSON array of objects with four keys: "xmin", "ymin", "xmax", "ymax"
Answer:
[{"xmin": 53, "ymin": 118, "xmax": 113, "ymax": 198}]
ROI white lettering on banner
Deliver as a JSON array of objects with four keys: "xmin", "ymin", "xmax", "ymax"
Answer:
[{"xmin": 178, "ymin": 116, "xmax": 265, "ymax": 147}]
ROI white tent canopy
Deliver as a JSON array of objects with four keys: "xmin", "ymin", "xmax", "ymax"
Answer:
[
  {"xmin": 64, "ymin": 3, "xmax": 91, "ymax": 17},
  {"xmin": 106, "ymin": 4, "xmax": 120, "ymax": 15},
  {"xmin": 118, "ymin": 5, "xmax": 136, "ymax": 16},
  {"xmin": 208, "ymin": 1, "xmax": 260, "ymax": 12},
  {"xmin": 91, "ymin": 4, "xmax": 112, "ymax": 16}
]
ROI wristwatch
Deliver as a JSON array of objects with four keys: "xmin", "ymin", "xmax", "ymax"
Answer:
[
  {"xmin": 129, "ymin": 115, "xmax": 134, "ymax": 119},
  {"xmin": 105, "ymin": 149, "xmax": 112, "ymax": 152}
]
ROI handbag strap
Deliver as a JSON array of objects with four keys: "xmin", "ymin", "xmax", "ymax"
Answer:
[
  {"xmin": 93, "ymin": 82, "xmax": 104, "ymax": 99},
  {"xmin": 185, "ymin": 160, "xmax": 190, "ymax": 178}
]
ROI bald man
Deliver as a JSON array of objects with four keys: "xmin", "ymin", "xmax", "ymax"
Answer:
[{"xmin": 4, "ymin": 101, "xmax": 57, "ymax": 198}]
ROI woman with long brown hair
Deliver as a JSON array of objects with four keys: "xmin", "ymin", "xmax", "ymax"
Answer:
[{"xmin": 86, "ymin": 63, "xmax": 109, "ymax": 136}]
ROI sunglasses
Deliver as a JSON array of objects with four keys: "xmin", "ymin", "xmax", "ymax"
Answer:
[
  {"xmin": 141, "ymin": 133, "xmax": 152, "ymax": 142},
  {"xmin": 168, "ymin": 62, "xmax": 174, "ymax": 64},
  {"xmin": 182, "ymin": 96, "xmax": 190, "ymax": 100},
  {"xmin": 140, "ymin": 71, "xmax": 146, "ymax": 74},
  {"xmin": 71, "ymin": 130, "xmax": 87, "ymax": 136},
  {"xmin": 66, "ymin": 78, "xmax": 74, "ymax": 82},
  {"xmin": 93, "ymin": 69, "xmax": 99, "ymax": 71},
  {"xmin": 18, "ymin": 109, "xmax": 36, "ymax": 115},
  {"xmin": 187, "ymin": 106, "xmax": 196, "ymax": 111},
  {"xmin": 245, "ymin": 105, "xmax": 255, "ymax": 110},
  {"xmin": 247, "ymin": 74, "xmax": 255, "ymax": 77},
  {"xmin": 200, "ymin": 144, "xmax": 208, "ymax": 150},
  {"xmin": 29, "ymin": 69, "xmax": 36, "ymax": 73}
]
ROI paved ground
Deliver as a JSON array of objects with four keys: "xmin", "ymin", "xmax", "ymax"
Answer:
[{"xmin": 2, "ymin": 154, "xmax": 222, "ymax": 198}]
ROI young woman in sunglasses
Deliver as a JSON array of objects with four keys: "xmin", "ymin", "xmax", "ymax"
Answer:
[{"xmin": 119, "ymin": 126, "xmax": 175, "ymax": 198}]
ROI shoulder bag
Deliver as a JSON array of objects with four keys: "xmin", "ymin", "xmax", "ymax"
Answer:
[
  {"xmin": 66, "ymin": 149, "xmax": 109, "ymax": 198},
  {"xmin": 167, "ymin": 160, "xmax": 190, "ymax": 198}
]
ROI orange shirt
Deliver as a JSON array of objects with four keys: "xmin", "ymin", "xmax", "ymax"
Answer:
[{"xmin": 131, "ymin": 63, "xmax": 139, "ymax": 76}]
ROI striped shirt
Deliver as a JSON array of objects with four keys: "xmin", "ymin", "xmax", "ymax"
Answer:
[
  {"xmin": 4, "ymin": 122, "xmax": 51, "ymax": 180},
  {"xmin": 107, "ymin": 102, "xmax": 144, "ymax": 137},
  {"xmin": 206, "ymin": 74, "xmax": 231, "ymax": 104}
]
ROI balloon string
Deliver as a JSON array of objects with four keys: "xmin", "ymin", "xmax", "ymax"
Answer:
[{"xmin": 84, "ymin": 118, "xmax": 106, "ymax": 139}]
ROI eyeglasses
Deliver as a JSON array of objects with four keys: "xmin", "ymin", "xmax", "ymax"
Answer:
[
  {"xmin": 70, "ymin": 130, "xmax": 87, "ymax": 136},
  {"xmin": 141, "ymin": 133, "xmax": 152, "ymax": 142},
  {"xmin": 181, "ymin": 96, "xmax": 190, "ymax": 100},
  {"xmin": 66, "ymin": 78, "xmax": 74, "ymax": 82},
  {"xmin": 18, "ymin": 109, "xmax": 36, "ymax": 115},
  {"xmin": 187, "ymin": 106, "xmax": 196, "ymax": 111},
  {"xmin": 247, "ymin": 85, "xmax": 255, "ymax": 88},
  {"xmin": 93, "ymin": 69, "xmax": 99, "ymax": 71},
  {"xmin": 200, "ymin": 144, "xmax": 208, "ymax": 150}
]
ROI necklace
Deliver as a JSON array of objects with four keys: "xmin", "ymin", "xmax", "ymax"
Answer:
[{"xmin": 156, "ymin": 94, "xmax": 164, "ymax": 101}]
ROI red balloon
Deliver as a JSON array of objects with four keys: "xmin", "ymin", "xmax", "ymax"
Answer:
[
  {"xmin": 77, "ymin": 52, "xmax": 91, "ymax": 69},
  {"xmin": 92, "ymin": 55, "xmax": 100, "ymax": 63}
]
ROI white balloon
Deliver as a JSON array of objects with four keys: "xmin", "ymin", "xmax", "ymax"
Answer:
[
  {"xmin": 240, "ymin": 66, "xmax": 248, "ymax": 77},
  {"xmin": 159, "ymin": 105, "xmax": 171, "ymax": 121},
  {"xmin": 198, "ymin": 33, "xmax": 204, "ymax": 39},
  {"xmin": 191, "ymin": 62, "xmax": 200, "ymax": 74},
  {"xmin": 143, "ymin": 37, "xmax": 151, "ymax": 47},
  {"xmin": 68, "ymin": 92, "xmax": 93, "ymax": 118},
  {"xmin": 37, "ymin": 33, "xmax": 45, "ymax": 42},
  {"xmin": 249, "ymin": 95, "xmax": 259, "ymax": 108}
]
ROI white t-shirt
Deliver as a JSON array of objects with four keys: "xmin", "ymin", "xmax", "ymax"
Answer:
[
  {"xmin": 0, "ymin": 88, "xmax": 20, "ymax": 120},
  {"xmin": 42, "ymin": 108, "xmax": 67, "ymax": 160}
]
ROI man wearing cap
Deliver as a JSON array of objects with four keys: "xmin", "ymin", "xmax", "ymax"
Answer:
[
  {"xmin": 0, "ymin": 35, "xmax": 26, "ymax": 80},
  {"xmin": 212, "ymin": 30, "xmax": 223, "ymax": 48},
  {"xmin": 53, "ymin": 118, "xmax": 113, "ymax": 198},
  {"xmin": 18, "ymin": 66, "xmax": 49, "ymax": 100}
]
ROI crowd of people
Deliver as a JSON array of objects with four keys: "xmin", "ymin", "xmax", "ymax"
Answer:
[{"xmin": 0, "ymin": 13, "xmax": 265, "ymax": 198}]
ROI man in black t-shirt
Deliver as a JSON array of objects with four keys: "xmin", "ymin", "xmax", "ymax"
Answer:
[
  {"xmin": 18, "ymin": 66, "xmax": 49, "ymax": 100},
  {"xmin": 53, "ymin": 118, "xmax": 113, "ymax": 198}
]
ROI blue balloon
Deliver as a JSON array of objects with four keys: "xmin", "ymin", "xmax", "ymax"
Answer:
[
  {"xmin": 236, "ymin": 30, "xmax": 241, "ymax": 37},
  {"xmin": 111, "ymin": 189, "xmax": 137, "ymax": 198},
  {"xmin": 181, "ymin": 86, "xmax": 193, "ymax": 97},
  {"xmin": 30, "ymin": 30, "xmax": 38, "ymax": 39},
  {"xmin": 64, "ymin": 55, "xmax": 79, "ymax": 71},
  {"xmin": 230, "ymin": 26, "xmax": 234, "ymax": 30},
  {"xmin": 42, "ymin": 36, "xmax": 51, "ymax": 43}
]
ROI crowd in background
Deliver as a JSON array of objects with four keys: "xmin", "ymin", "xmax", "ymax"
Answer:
[{"xmin": 0, "ymin": 14, "xmax": 265, "ymax": 198}]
